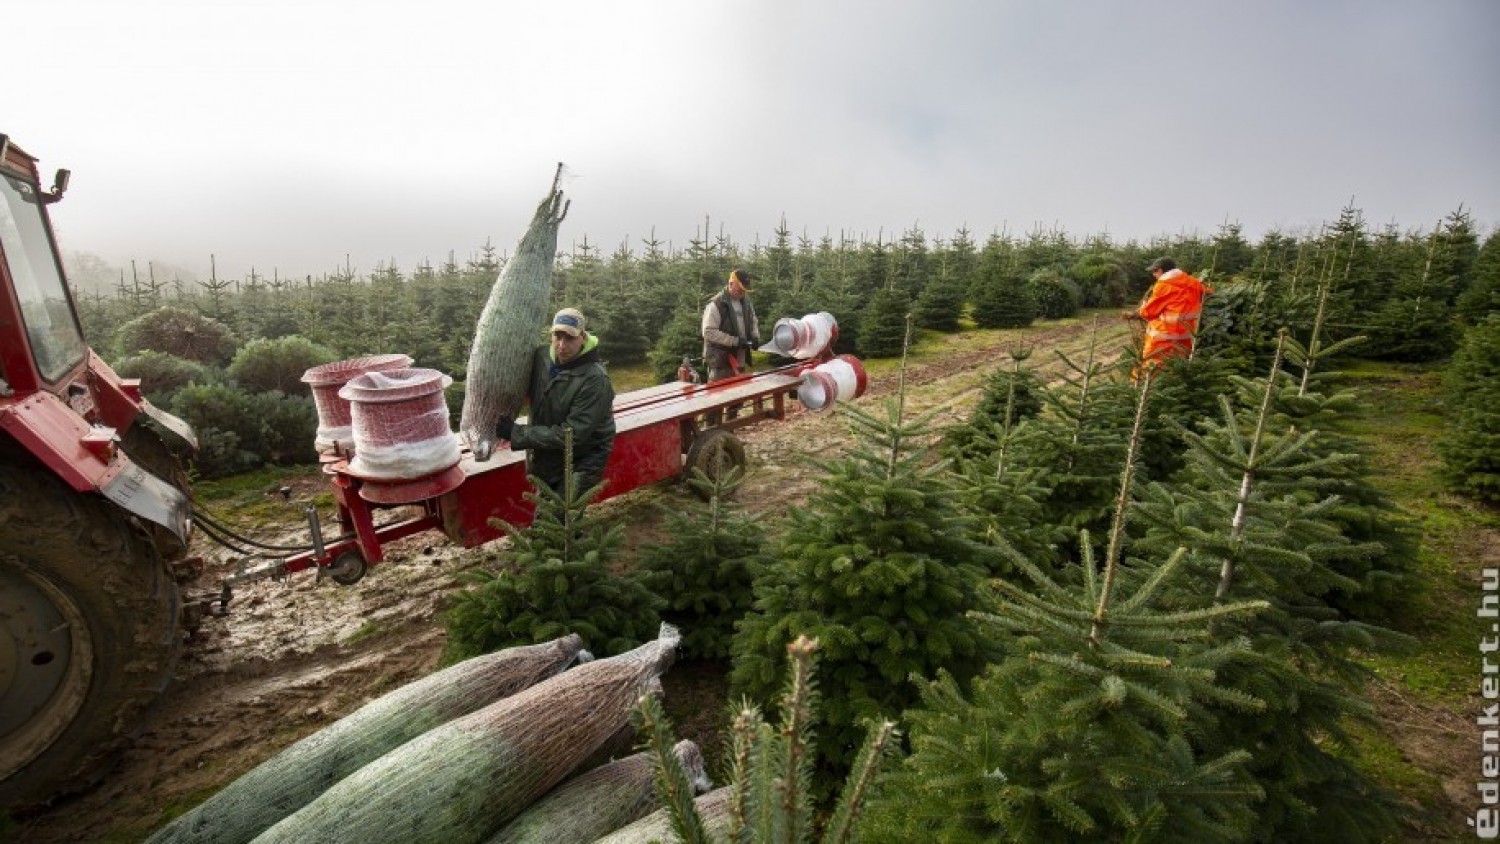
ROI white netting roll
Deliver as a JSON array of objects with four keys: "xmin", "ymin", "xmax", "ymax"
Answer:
[{"xmin": 339, "ymin": 368, "xmax": 461, "ymax": 480}]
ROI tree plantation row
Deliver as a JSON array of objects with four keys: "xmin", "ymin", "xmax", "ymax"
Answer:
[{"xmin": 86, "ymin": 195, "xmax": 1499, "ymax": 840}]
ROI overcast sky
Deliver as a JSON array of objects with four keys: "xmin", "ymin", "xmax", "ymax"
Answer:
[{"xmin": 7, "ymin": 0, "xmax": 1498, "ymax": 282}]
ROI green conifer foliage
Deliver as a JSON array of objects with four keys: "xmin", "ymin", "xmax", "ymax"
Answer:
[
  {"xmin": 1025, "ymin": 267, "xmax": 1081, "ymax": 319},
  {"xmin": 857, "ymin": 286, "xmax": 912, "ymax": 358},
  {"xmin": 649, "ymin": 301, "xmax": 710, "ymax": 383},
  {"xmin": 911, "ymin": 257, "xmax": 968, "ymax": 331},
  {"xmin": 636, "ymin": 636, "xmax": 898, "ymax": 844},
  {"xmin": 1439, "ymin": 314, "xmax": 1500, "ymax": 502},
  {"xmin": 1455, "ymin": 230, "xmax": 1500, "ymax": 325},
  {"xmin": 866, "ymin": 379, "xmax": 1266, "ymax": 842},
  {"xmin": 970, "ymin": 266, "xmax": 1035, "ymax": 329},
  {"xmin": 942, "ymin": 346, "xmax": 1044, "ymax": 462},
  {"xmin": 1131, "ymin": 338, "xmax": 1404, "ymax": 842},
  {"xmin": 730, "ymin": 399, "xmax": 1003, "ymax": 787},
  {"xmin": 445, "ymin": 453, "xmax": 663, "ymax": 660},
  {"xmin": 634, "ymin": 468, "xmax": 765, "ymax": 660}
]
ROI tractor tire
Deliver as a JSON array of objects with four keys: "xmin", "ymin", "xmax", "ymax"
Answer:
[
  {"xmin": 0, "ymin": 451, "xmax": 181, "ymax": 811},
  {"xmin": 683, "ymin": 427, "xmax": 746, "ymax": 499}
]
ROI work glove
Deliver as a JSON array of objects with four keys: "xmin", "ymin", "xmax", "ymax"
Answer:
[{"xmin": 494, "ymin": 415, "xmax": 515, "ymax": 441}]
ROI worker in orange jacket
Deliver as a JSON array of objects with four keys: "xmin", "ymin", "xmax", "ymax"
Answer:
[{"xmin": 1126, "ymin": 256, "xmax": 1211, "ymax": 380}]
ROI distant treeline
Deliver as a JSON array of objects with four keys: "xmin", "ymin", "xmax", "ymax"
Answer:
[{"xmin": 74, "ymin": 204, "xmax": 1497, "ymax": 477}]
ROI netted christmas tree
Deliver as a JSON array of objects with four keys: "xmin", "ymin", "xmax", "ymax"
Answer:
[
  {"xmin": 446, "ymin": 442, "xmax": 664, "ymax": 660},
  {"xmin": 864, "ymin": 374, "xmax": 1267, "ymax": 843},
  {"xmin": 633, "ymin": 468, "xmax": 765, "ymax": 660},
  {"xmin": 730, "ymin": 394, "xmax": 1005, "ymax": 791}
]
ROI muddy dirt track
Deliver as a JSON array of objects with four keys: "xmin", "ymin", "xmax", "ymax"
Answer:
[{"xmin": 15, "ymin": 317, "xmax": 1131, "ymax": 843}]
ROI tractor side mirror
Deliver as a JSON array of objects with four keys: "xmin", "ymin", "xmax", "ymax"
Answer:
[{"xmin": 46, "ymin": 168, "xmax": 71, "ymax": 202}]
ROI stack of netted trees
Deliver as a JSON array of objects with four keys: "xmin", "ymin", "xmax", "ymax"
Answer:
[{"xmin": 146, "ymin": 627, "xmax": 719, "ymax": 844}]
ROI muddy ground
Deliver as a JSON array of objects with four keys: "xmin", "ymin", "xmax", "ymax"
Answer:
[{"xmin": 11, "ymin": 316, "xmax": 1469, "ymax": 842}]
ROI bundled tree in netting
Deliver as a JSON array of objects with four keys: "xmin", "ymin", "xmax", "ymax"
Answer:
[
  {"xmin": 1130, "ymin": 338, "xmax": 1405, "ymax": 842},
  {"xmin": 633, "ymin": 468, "xmax": 765, "ymax": 660},
  {"xmin": 445, "ymin": 450, "xmax": 664, "ymax": 660},
  {"xmin": 730, "ymin": 398, "xmax": 1005, "ymax": 793},
  {"xmin": 1026, "ymin": 267, "xmax": 1081, "ymax": 320},
  {"xmin": 115, "ymin": 305, "xmax": 238, "ymax": 365},
  {"xmin": 1439, "ymin": 314, "xmax": 1500, "ymax": 502},
  {"xmin": 226, "ymin": 335, "xmax": 339, "ymax": 395},
  {"xmin": 857, "ymin": 286, "xmax": 911, "ymax": 358},
  {"xmin": 113, "ymin": 350, "xmax": 216, "ymax": 405}
]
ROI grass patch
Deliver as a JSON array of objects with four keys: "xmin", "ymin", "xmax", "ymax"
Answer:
[
  {"xmin": 344, "ymin": 621, "xmax": 383, "ymax": 646},
  {"xmin": 1339, "ymin": 359, "xmax": 1498, "ymax": 833},
  {"xmin": 1343, "ymin": 361, "xmax": 1494, "ymax": 705}
]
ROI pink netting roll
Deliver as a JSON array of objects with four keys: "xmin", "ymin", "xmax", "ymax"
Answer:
[
  {"xmin": 302, "ymin": 354, "xmax": 413, "ymax": 454},
  {"xmin": 338, "ymin": 367, "xmax": 460, "ymax": 480}
]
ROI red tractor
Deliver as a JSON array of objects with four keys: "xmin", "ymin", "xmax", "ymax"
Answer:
[{"xmin": 0, "ymin": 133, "xmax": 198, "ymax": 809}]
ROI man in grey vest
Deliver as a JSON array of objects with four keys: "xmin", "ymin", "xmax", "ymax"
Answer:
[{"xmin": 700, "ymin": 268, "xmax": 761, "ymax": 382}]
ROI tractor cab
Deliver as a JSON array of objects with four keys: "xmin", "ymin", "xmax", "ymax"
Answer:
[{"xmin": 0, "ymin": 132, "xmax": 197, "ymax": 810}]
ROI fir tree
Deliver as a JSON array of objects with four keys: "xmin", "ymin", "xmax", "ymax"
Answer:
[
  {"xmin": 1439, "ymin": 314, "xmax": 1500, "ymax": 502},
  {"xmin": 865, "ymin": 374, "xmax": 1266, "ymax": 842},
  {"xmin": 942, "ymin": 345, "xmax": 1044, "ymax": 463},
  {"xmin": 445, "ymin": 443, "xmax": 663, "ymax": 659},
  {"xmin": 857, "ymin": 286, "xmax": 911, "ymax": 358},
  {"xmin": 730, "ymin": 396, "xmax": 1004, "ymax": 789},
  {"xmin": 911, "ymin": 252, "xmax": 968, "ymax": 332},
  {"xmin": 1131, "ymin": 336, "xmax": 1405, "ymax": 842},
  {"xmin": 634, "ymin": 468, "xmax": 765, "ymax": 660}
]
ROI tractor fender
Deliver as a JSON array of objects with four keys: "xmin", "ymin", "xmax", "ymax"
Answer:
[
  {"xmin": 0, "ymin": 390, "xmax": 191, "ymax": 545},
  {"xmin": 87, "ymin": 351, "xmax": 198, "ymax": 451}
]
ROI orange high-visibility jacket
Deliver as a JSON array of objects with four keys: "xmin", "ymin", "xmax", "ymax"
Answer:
[{"xmin": 1137, "ymin": 268, "xmax": 1211, "ymax": 362}]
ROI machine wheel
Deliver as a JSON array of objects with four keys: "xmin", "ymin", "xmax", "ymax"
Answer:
[
  {"xmin": 683, "ymin": 428, "xmax": 747, "ymax": 500},
  {"xmin": 0, "ymin": 452, "xmax": 181, "ymax": 810},
  {"xmin": 327, "ymin": 550, "xmax": 368, "ymax": 586}
]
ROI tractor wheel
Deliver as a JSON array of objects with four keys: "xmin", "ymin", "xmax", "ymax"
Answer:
[
  {"xmin": 0, "ymin": 452, "xmax": 181, "ymax": 810},
  {"xmin": 683, "ymin": 428, "xmax": 746, "ymax": 500}
]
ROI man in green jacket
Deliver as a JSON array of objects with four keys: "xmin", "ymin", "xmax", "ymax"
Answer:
[{"xmin": 494, "ymin": 308, "xmax": 616, "ymax": 498}]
